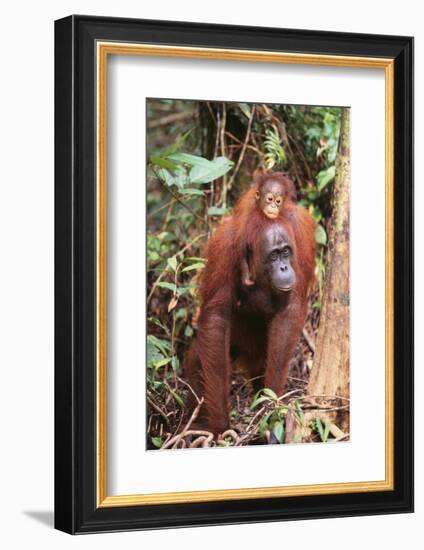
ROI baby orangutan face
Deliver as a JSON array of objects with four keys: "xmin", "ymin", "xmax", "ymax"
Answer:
[{"xmin": 255, "ymin": 180, "xmax": 285, "ymax": 219}]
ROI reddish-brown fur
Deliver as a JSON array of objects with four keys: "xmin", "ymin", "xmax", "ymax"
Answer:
[
  {"xmin": 238, "ymin": 172, "xmax": 298, "ymax": 286},
  {"xmin": 185, "ymin": 173, "xmax": 316, "ymax": 435}
]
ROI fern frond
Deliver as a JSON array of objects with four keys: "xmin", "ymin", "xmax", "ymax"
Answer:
[{"xmin": 263, "ymin": 127, "xmax": 286, "ymax": 170}]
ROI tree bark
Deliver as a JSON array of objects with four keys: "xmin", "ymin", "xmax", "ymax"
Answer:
[{"xmin": 307, "ymin": 109, "xmax": 350, "ymax": 434}]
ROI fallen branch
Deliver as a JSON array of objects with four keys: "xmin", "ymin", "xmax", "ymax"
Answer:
[
  {"xmin": 217, "ymin": 429, "xmax": 240, "ymax": 446},
  {"xmin": 147, "ymin": 394, "xmax": 170, "ymax": 425},
  {"xmin": 177, "ymin": 376, "xmax": 202, "ymax": 405},
  {"xmin": 161, "ymin": 398, "xmax": 204, "ymax": 449},
  {"xmin": 328, "ymin": 422, "xmax": 346, "ymax": 440},
  {"xmin": 190, "ymin": 431, "xmax": 215, "ymax": 448}
]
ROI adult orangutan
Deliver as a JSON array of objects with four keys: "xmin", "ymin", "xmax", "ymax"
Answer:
[{"xmin": 185, "ymin": 172, "xmax": 316, "ymax": 436}]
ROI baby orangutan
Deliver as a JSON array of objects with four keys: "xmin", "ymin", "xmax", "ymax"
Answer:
[
  {"xmin": 255, "ymin": 179, "xmax": 286, "ymax": 219},
  {"xmin": 239, "ymin": 172, "xmax": 297, "ymax": 287}
]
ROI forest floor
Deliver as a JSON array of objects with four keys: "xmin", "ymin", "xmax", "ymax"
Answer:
[{"xmin": 146, "ymin": 285, "xmax": 351, "ymax": 450}]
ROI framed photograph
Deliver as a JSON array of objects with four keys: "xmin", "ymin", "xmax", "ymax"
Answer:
[{"xmin": 54, "ymin": 15, "xmax": 413, "ymax": 534}]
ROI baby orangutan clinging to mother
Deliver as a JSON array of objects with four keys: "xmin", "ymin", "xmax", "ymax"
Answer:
[{"xmin": 237, "ymin": 172, "xmax": 298, "ymax": 287}]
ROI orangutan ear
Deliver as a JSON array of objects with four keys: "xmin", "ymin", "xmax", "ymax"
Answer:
[{"xmin": 255, "ymin": 191, "xmax": 260, "ymax": 200}]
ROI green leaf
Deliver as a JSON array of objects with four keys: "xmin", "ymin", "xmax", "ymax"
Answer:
[
  {"xmin": 171, "ymin": 356, "xmax": 180, "ymax": 372},
  {"xmin": 170, "ymin": 165, "xmax": 190, "ymax": 190},
  {"xmin": 305, "ymin": 127, "xmax": 321, "ymax": 141},
  {"xmin": 189, "ymin": 157, "xmax": 234, "ymax": 184},
  {"xmin": 238, "ymin": 103, "xmax": 251, "ymax": 119},
  {"xmin": 147, "ymin": 334, "xmax": 172, "ymax": 354},
  {"xmin": 175, "ymin": 307, "xmax": 187, "ymax": 320},
  {"xmin": 184, "ymin": 325, "xmax": 194, "ymax": 338},
  {"xmin": 177, "ymin": 285, "xmax": 195, "ymax": 296},
  {"xmin": 149, "ymin": 155, "xmax": 178, "ymax": 170},
  {"xmin": 156, "ymin": 282, "xmax": 177, "ymax": 293},
  {"xmin": 153, "ymin": 356, "xmax": 172, "ymax": 369},
  {"xmin": 207, "ymin": 206, "xmax": 226, "ymax": 217},
  {"xmin": 156, "ymin": 168, "xmax": 176, "ymax": 187},
  {"xmin": 294, "ymin": 400, "xmax": 305, "ymax": 426},
  {"xmin": 275, "ymin": 404, "xmax": 288, "ymax": 416},
  {"xmin": 183, "ymin": 256, "xmax": 206, "ymax": 263},
  {"xmin": 315, "ymin": 417, "xmax": 325, "ymax": 441},
  {"xmin": 315, "ymin": 224, "xmax": 327, "ymax": 246},
  {"xmin": 171, "ymin": 391, "xmax": 184, "ymax": 408},
  {"xmin": 157, "ymin": 231, "xmax": 171, "ymax": 241},
  {"xmin": 148, "ymin": 380, "xmax": 165, "ymax": 392},
  {"xmin": 168, "ymin": 386, "xmax": 184, "ymax": 408},
  {"xmin": 272, "ymin": 421, "xmax": 284, "ymax": 443},
  {"xmin": 323, "ymin": 420, "xmax": 331, "ymax": 442},
  {"xmin": 250, "ymin": 395, "xmax": 270, "ymax": 410},
  {"xmin": 147, "ymin": 346, "xmax": 164, "ymax": 369},
  {"xmin": 160, "ymin": 129, "xmax": 193, "ymax": 158},
  {"xmin": 151, "ymin": 436, "xmax": 162, "ymax": 449},
  {"xmin": 316, "ymin": 165, "xmax": 336, "ymax": 191},
  {"xmin": 306, "ymin": 190, "xmax": 320, "ymax": 201},
  {"xmin": 179, "ymin": 188, "xmax": 205, "ymax": 196},
  {"xmin": 148, "ymin": 251, "xmax": 160, "ymax": 262},
  {"xmin": 293, "ymin": 432, "xmax": 303, "ymax": 444},
  {"xmin": 262, "ymin": 388, "xmax": 278, "ymax": 400},
  {"xmin": 258, "ymin": 412, "xmax": 271, "ymax": 435},
  {"xmin": 160, "ymin": 142, "xmax": 181, "ymax": 159},
  {"xmin": 168, "ymin": 152, "xmax": 211, "ymax": 167},
  {"xmin": 311, "ymin": 207, "xmax": 322, "ymax": 223},
  {"xmin": 181, "ymin": 262, "xmax": 205, "ymax": 273},
  {"xmin": 167, "ymin": 256, "xmax": 178, "ymax": 272}
]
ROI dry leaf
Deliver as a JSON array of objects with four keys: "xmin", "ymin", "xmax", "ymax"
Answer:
[{"xmin": 168, "ymin": 295, "xmax": 178, "ymax": 312}]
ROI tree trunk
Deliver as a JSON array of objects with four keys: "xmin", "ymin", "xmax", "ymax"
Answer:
[{"xmin": 307, "ymin": 109, "xmax": 350, "ymax": 435}]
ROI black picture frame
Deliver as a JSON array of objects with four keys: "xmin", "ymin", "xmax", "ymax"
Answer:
[{"xmin": 55, "ymin": 15, "xmax": 414, "ymax": 534}]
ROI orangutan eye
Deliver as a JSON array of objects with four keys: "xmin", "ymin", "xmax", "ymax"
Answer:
[
  {"xmin": 266, "ymin": 194, "xmax": 273, "ymax": 203},
  {"xmin": 269, "ymin": 251, "xmax": 279, "ymax": 261},
  {"xmin": 282, "ymin": 246, "xmax": 291, "ymax": 257},
  {"xmin": 275, "ymin": 197, "xmax": 282, "ymax": 206}
]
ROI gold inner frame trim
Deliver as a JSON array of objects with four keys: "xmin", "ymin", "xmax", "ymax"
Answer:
[{"xmin": 96, "ymin": 42, "xmax": 394, "ymax": 508}]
